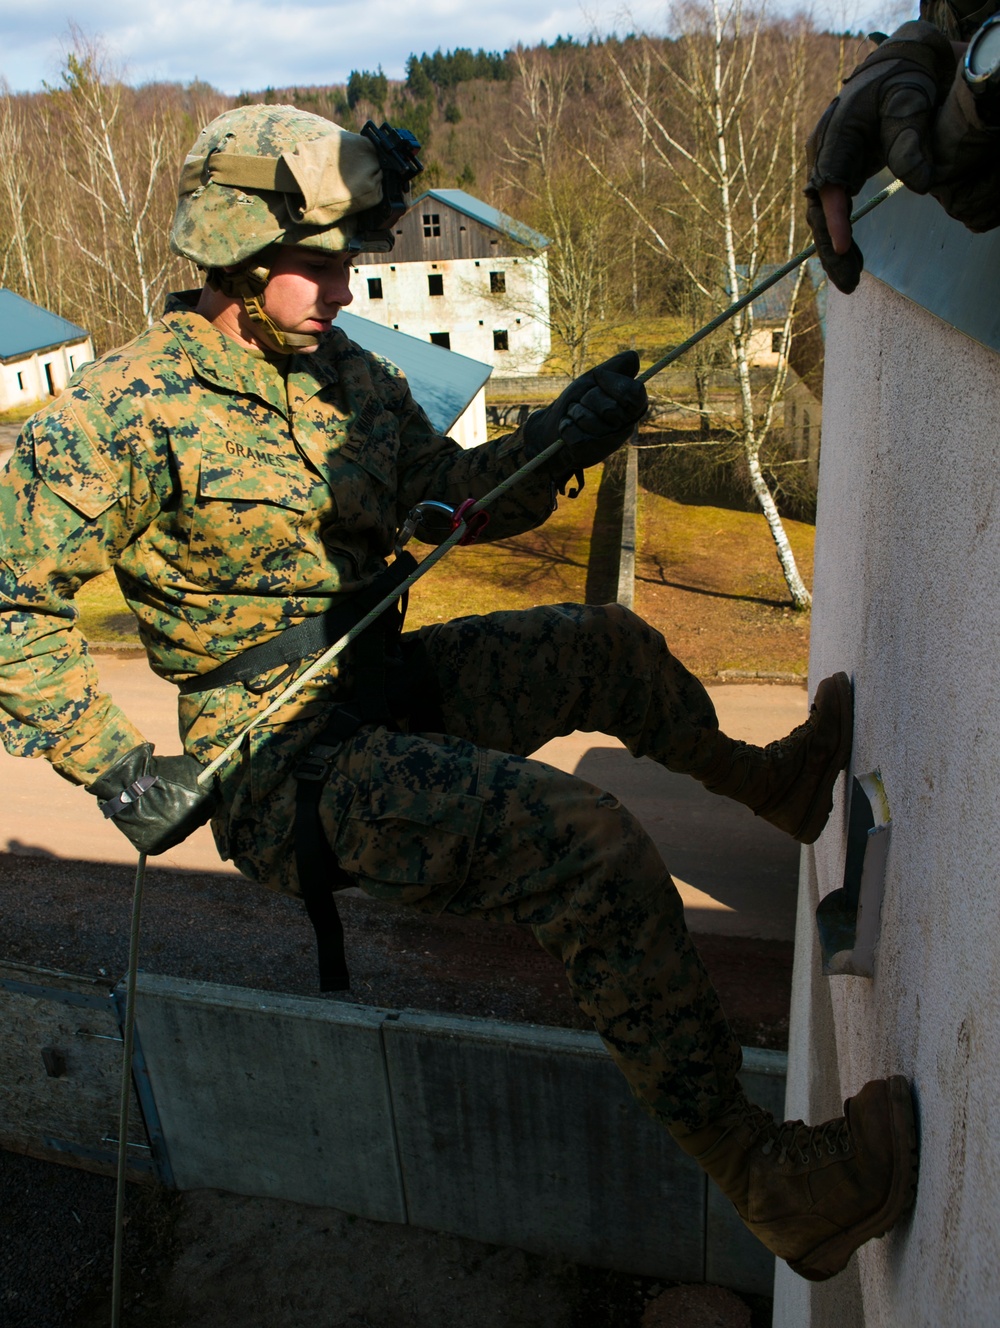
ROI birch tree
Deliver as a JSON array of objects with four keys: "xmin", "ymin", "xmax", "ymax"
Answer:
[
  {"xmin": 583, "ymin": 4, "xmax": 817, "ymax": 608},
  {"xmin": 45, "ymin": 43, "xmax": 179, "ymax": 347}
]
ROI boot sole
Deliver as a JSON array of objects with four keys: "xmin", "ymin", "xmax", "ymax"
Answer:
[
  {"xmin": 795, "ymin": 671, "xmax": 854, "ymax": 844},
  {"xmin": 787, "ymin": 1075, "xmax": 919, "ymax": 1282}
]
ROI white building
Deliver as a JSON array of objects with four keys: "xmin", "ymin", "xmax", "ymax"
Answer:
[
  {"xmin": 0, "ymin": 289, "xmax": 93, "ymax": 411},
  {"xmin": 352, "ymin": 188, "xmax": 551, "ymax": 377},
  {"xmin": 775, "ymin": 181, "xmax": 1000, "ymax": 1325},
  {"xmin": 338, "ymin": 310, "xmax": 491, "ymax": 450}
]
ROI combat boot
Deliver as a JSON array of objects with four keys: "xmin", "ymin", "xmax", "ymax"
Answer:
[
  {"xmin": 670, "ymin": 1076, "xmax": 918, "ymax": 1281},
  {"xmin": 692, "ymin": 671, "xmax": 853, "ymax": 843}
]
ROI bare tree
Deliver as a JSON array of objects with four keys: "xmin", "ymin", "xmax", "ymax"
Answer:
[
  {"xmin": 501, "ymin": 47, "xmax": 627, "ymax": 376},
  {"xmin": 45, "ymin": 38, "xmax": 181, "ymax": 346},
  {"xmin": 0, "ymin": 82, "xmax": 42, "ymax": 302},
  {"xmin": 582, "ymin": 3, "xmax": 817, "ymax": 608}
]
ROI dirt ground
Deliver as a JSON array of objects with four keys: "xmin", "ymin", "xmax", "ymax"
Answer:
[{"xmin": 0, "ymin": 853, "xmax": 792, "ymax": 1050}]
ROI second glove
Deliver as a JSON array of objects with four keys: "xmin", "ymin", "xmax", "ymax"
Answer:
[
  {"xmin": 522, "ymin": 351, "xmax": 648, "ymax": 490},
  {"xmin": 805, "ymin": 21, "xmax": 957, "ymax": 292},
  {"xmin": 88, "ymin": 743, "xmax": 218, "ymax": 856}
]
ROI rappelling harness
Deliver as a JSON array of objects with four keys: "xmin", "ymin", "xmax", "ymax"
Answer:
[{"xmin": 180, "ymin": 547, "xmax": 429, "ymax": 992}]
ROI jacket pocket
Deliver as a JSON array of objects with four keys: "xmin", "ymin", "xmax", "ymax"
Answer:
[
  {"xmin": 34, "ymin": 416, "xmax": 126, "ymax": 520},
  {"xmin": 332, "ymin": 747, "xmax": 484, "ymax": 890},
  {"xmin": 186, "ymin": 444, "xmax": 319, "ymax": 583}
]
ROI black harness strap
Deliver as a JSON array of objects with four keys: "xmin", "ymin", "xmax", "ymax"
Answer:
[
  {"xmin": 179, "ymin": 552, "xmax": 418, "ymax": 696},
  {"xmin": 293, "ymin": 714, "xmax": 365, "ymax": 993},
  {"xmin": 290, "ymin": 589, "xmax": 409, "ymax": 992},
  {"xmin": 180, "ymin": 553, "xmax": 419, "ymax": 993}
]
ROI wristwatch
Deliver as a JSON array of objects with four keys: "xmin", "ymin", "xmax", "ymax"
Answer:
[{"xmin": 964, "ymin": 14, "xmax": 1000, "ymax": 124}]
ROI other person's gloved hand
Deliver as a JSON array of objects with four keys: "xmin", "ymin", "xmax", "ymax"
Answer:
[
  {"xmin": 928, "ymin": 53, "xmax": 1000, "ymax": 231},
  {"xmin": 88, "ymin": 743, "xmax": 218, "ymax": 855},
  {"xmin": 523, "ymin": 351, "xmax": 648, "ymax": 492},
  {"xmin": 805, "ymin": 21, "xmax": 957, "ymax": 293}
]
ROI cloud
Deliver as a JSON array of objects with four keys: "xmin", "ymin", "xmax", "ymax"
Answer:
[
  {"xmin": 0, "ymin": 0, "xmax": 870, "ymax": 96},
  {"xmin": 0, "ymin": 0, "xmax": 666, "ymax": 95}
]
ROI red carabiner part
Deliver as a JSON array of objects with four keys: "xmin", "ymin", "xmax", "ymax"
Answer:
[{"xmin": 451, "ymin": 498, "xmax": 491, "ymax": 546}]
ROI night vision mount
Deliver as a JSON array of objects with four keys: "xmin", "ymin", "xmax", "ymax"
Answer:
[{"xmin": 349, "ymin": 121, "xmax": 424, "ymax": 253}]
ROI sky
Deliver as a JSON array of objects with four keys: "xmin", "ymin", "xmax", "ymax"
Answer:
[{"xmin": 0, "ymin": 0, "xmax": 884, "ymax": 96}]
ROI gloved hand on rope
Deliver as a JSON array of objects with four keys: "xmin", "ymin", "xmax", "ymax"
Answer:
[
  {"xmin": 88, "ymin": 743, "xmax": 218, "ymax": 855},
  {"xmin": 805, "ymin": 21, "xmax": 958, "ymax": 294},
  {"xmin": 522, "ymin": 351, "xmax": 648, "ymax": 492}
]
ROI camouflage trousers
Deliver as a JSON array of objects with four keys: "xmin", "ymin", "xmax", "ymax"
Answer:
[{"xmin": 290, "ymin": 602, "xmax": 743, "ymax": 1131}]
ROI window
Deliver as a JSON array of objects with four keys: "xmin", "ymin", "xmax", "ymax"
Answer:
[
  {"xmin": 428, "ymin": 273, "xmax": 444, "ymax": 297},
  {"xmin": 490, "ymin": 271, "xmax": 506, "ymax": 294},
  {"xmin": 367, "ymin": 277, "xmax": 384, "ymax": 300},
  {"xmin": 493, "ymin": 329, "xmax": 509, "ymax": 352},
  {"xmin": 16, "ymin": 372, "xmax": 24, "ymax": 391},
  {"xmin": 422, "ymin": 213, "xmax": 441, "ymax": 238},
  {"xmin": 429, "ymin": 332, "xmax": 451, "ymax": 349},
  {"xmin": 771, "ymin": 330, "xmax": 784, "ymax": 354}
]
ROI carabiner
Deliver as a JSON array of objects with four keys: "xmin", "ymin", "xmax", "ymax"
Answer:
[{"xmin": 395, "ymin": 500, "xmax": 456, "ymax": 552}]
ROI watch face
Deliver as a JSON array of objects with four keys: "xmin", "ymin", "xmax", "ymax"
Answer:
[{"xmin": 968, "ymin": 17, "xmax": 1000, "ymax": 82}]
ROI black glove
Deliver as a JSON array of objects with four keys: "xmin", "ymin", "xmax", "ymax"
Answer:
[
  {"xmin": 88, "ymin": 743, "xmax": 218, "ymax": 855},
  {"xmin": 805, "ymin": 21, "xmax": 957, "ymax": 293},
  {"xmin": 522, "ymin": 351, "xmax": 648, "ymax": 490}
]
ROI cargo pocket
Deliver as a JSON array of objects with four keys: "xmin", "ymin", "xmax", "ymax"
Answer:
[{"xmin": 333, "ymin": 748, "xmax": 484, "ymax": 902}]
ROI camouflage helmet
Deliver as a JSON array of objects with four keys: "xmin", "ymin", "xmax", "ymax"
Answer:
[{"xmin": 170, "ymin": 103, "xmax": 384, "ymax": 268}]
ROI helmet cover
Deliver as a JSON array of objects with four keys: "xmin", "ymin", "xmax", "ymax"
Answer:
[{"xmin": 170, "ymin": 103, "xmax": 384, "ymax": 268}]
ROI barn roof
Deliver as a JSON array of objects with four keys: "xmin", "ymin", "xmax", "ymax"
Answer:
[
  {"xmin": 0, "ymin": 289, "xmax": 89, "ymax": 362},
  {"xmin": 733, "ymin": 258, "xmax": 827, "ymax": 336},
  {"xmin": 338, "ymin": 311, "xmax": 491, "ymax": 435},
  {"xmin": 411, "ymin": 189, "xmax": 551, "ymax": 251}
]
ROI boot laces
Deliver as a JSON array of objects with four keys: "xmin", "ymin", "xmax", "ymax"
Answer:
[
  {"xmin": 721, "ymin": 707, "xmax": 817, "ymax": 794},
  {"xmin": 738, "ymin": 1098, "xmax": 851, "ymax": 1165}
]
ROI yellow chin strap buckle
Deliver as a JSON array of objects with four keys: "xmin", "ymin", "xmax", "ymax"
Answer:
[
  {"xmin": 242, "ymin": 291, "xmax": 320, "ymax": 352},
  {"xmin": 209, "ymin": 258, "xmax": 320, "ymax": 354}
]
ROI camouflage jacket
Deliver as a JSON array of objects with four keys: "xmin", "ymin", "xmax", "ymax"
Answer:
[{"xmin": 0, "ymin": 293, "xmax": 554, "ymax": 793}]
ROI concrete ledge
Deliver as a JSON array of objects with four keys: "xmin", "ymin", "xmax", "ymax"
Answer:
[
  {"xmin": 383, "ymin": 1009, "xmax": 704, "ymax": 1278},
  {"xmin": 133, "ymin": 974, "xmax": 406, "ymax": 1221},
  {"xmin": 3, "ymin": 964, "xmax": 787, "ymax": 1295}
]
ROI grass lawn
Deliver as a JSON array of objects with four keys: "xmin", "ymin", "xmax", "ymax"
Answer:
[
  {"xmin": 75, "ymin": 477, "xmax": 814, "ymax": 677},
  {"xmin": 76, "ymin": 573, "xmax": 143, "ymax": 644}
]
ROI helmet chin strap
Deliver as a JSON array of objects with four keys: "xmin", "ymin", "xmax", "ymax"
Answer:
[
  {"xmin": 242, "ymin": 293, "xmax": 320, "ymax": 352},
  {"xmin": 208, "ymin": 259, "xmax": 321, "ymax": 354}
]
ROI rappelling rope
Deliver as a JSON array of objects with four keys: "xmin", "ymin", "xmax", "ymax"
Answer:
[
  {"xmin": 111, "ymin": 850, "xmax": 147, "ymax": 1328},
  {"xmin": 111, "ymin": 176, "xmax": 904, "ymax": 1327}
]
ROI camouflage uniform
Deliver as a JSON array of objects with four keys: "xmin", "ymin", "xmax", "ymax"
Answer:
[{"xmin": 0, "ymin": 293, "xmax": 741, "ymax": 1131}]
